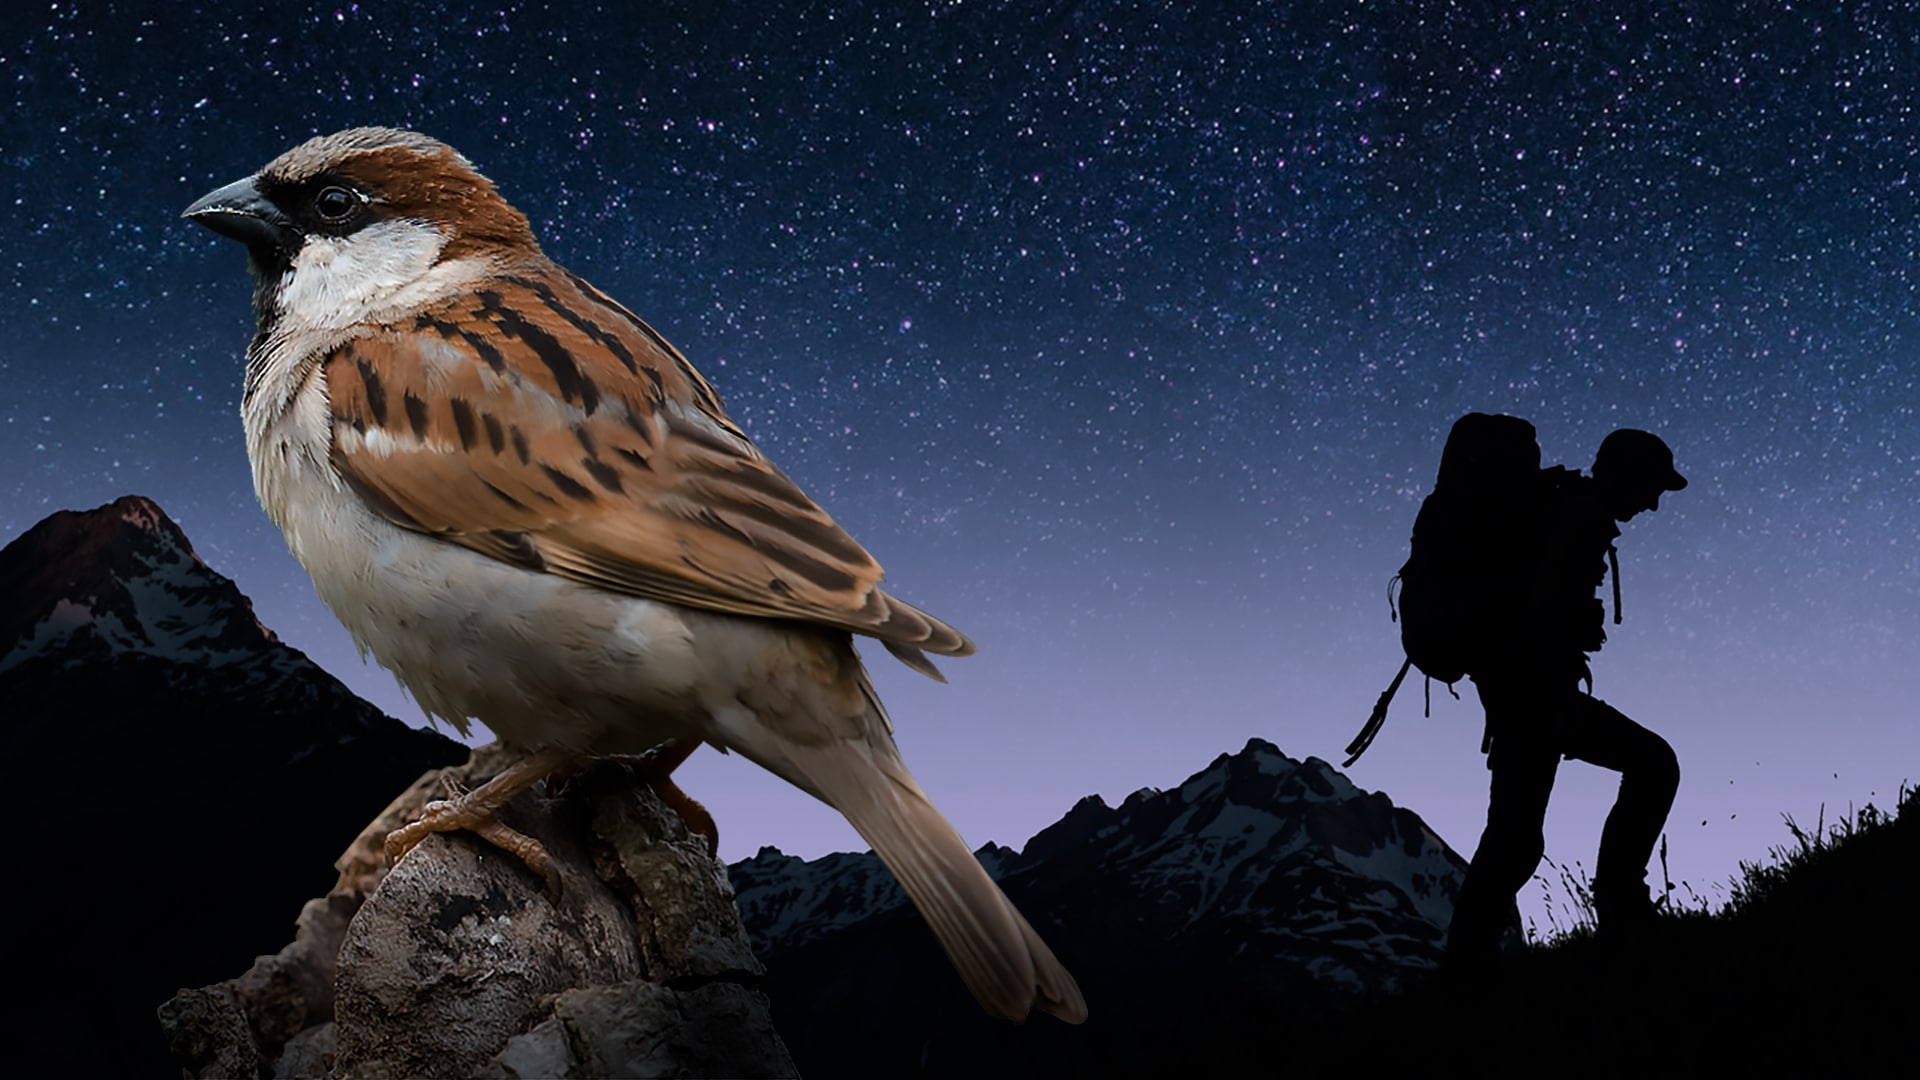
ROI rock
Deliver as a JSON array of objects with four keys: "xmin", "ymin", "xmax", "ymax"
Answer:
[
  {"xmin": 278, "ymin": 1022, "xmax": 338, "ymax": 1078},
  {"xmin": 161, "ymin": 745, "xmax": 796, "ymax": 1079},
  {"xmin": 154, "ymin": 983, "xmax": 262, "ymax": 1079},
  {"xmin": 483, "ymin": 982, "xmax": 795, "ymax": 1079}
]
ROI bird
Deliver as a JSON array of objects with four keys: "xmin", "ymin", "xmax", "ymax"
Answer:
[{"xmin": 183, "ymin": 126, "xmax": 1085, "ymax": 1025}]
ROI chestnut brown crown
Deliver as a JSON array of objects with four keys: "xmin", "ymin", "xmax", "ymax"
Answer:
[{"xmin": 186, "ymin": 127, "xmax": 540, "ymax": 263}]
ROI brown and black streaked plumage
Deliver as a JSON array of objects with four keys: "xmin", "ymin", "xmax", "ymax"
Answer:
[
  {"xmin": 185, "ymin": 126, "xmax": 1083, "ymax": 1026},
  {"xmin": 323, "ymin": 269, "xmax": 968, "ymax": 681}
]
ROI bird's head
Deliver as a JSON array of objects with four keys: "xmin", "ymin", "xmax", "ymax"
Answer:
[{"xmin": 184, "ymin": 127, "xmax": 539, "ymax": 330}]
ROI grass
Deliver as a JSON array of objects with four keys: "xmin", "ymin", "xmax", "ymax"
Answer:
[
  {"xmin": 870, "ymin": 777, "xmax": 1915, "ymax": 1077},
  {"xmin": 1723, "ymin": 786, "xmax": 1911, "ymax": 914},
  {"xmin": 1524, "ymin": 781, "xmax": 1915, "ymax": 947},
  {"xmin": 1270, "ymin": 778, "xmax": 1920, "ymax": 1075}
]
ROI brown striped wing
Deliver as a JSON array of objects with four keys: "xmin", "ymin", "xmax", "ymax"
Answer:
[{"xmin": 323, "ymin": 264, "xmax": 973, "ymax": 664}]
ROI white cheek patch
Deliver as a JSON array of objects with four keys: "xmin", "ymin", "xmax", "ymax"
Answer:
[
  {"xmin": 278, "ymin": 219, "xmax": 451, "ymax": 330},
  {"xmin": 248, "ymin": 224, "xmax": 500, "ymax": 424},
  {"xmin": 302, "ymin": 239, "xmax": 340, "ymax": 267}
]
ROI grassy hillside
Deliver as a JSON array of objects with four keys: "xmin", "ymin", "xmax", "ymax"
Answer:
[{"xmin": 1203, "ymin": 783, "xmax": 1916, "ymax": 1075}]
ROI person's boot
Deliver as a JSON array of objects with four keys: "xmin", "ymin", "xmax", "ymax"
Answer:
[
  {"xmin": 1438, "ymin": 897, "xmax": 1523, "ymax": 990},
  {"xmin": 1592, "ymin": 875, "xmax": 1658, "ymax": 944}
]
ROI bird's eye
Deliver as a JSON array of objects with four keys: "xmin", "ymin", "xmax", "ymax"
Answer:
[{"xmin": 313, "ymin": 186, "xmax": 361, "ymax": 223}]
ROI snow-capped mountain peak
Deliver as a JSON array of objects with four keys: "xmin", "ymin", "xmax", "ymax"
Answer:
[
  {"xmin": 0, "ymin": 495, "xmax": 279, "ymax": 672},
  {"xmin": 728, "ymin": 735, "xmax": 1468, "ymax": 992}
]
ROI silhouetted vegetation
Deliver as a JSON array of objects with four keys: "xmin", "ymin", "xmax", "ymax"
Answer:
[
  {"xmin": 1248, "ymin": 782, "xmax": 1917, "ymax": 1076},
  {"xmin": 1528, "ymin": 784, "xmax": 1914, "ymax": 945},
  {"xmin": 768, "ymin": 782, "xmax": 1914, "ymax": 1076}
]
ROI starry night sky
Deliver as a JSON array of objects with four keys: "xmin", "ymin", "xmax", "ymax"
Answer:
[{"xmin": 4, "ymin": 2, "xmax": 1916, "ymax": 932}]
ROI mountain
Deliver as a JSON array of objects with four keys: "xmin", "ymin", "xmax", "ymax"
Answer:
[
  {"xmin": 7, "ymin": 498, "xmax": 1902, "ymax": 1076},
  {"xmin": 730, "ymin": 741, "xmax": 1916, "ymax": 1078},
  {"xmin": 726, "ymin": 738, "xmax": 1470, "ymax": 1076},
  {"xmin": 0, "ymin": 496, "xmax": 467, "ymax": 1077}
]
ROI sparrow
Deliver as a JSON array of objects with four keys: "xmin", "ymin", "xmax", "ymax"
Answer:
[{"xmin": 183, "ymin": 127, "xmax": 1085, "ymax": 1025}]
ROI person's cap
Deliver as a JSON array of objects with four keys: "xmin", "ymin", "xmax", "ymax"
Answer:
[{"xmin": 1595, "ymin": 429, "xmax": 1688, "ymax": 491}]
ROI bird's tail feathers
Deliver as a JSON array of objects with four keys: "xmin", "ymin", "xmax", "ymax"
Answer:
[{"xmin": 780, "ymin": 737, "xmax": 1087, "ymax": 1025}]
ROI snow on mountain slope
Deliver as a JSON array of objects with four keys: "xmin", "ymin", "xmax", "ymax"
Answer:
[{"xmin": 729, "ymin": 737, "xmax": 1468, "ymax": 993}]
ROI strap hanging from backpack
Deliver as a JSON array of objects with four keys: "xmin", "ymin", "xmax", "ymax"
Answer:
[
  {"xmin": 1609, "ymin": 543, "xmax": 1623, "ymax": 625},
  {"xmin": 1344, "ymin": 657, "xmax": 1412, "ymax": 767}
]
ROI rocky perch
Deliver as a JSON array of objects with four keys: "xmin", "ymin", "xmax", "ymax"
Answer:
[{"xmin": 160, "ymin": 744, "xmax": 797, "ymax": 1079}]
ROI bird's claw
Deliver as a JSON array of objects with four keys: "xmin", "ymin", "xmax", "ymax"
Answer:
[{"xmin": 383, "ymin": 791, "xmax": 561, "ymax": 898}]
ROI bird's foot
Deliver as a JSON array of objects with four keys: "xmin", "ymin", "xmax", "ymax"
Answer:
[
  {"xmin": 617, "ymin": 739, "xmax": 719, "ymax": 857},
  {"xmin": 383, "ymin": 747, "xmax": 577, "ymax": 897},
  {"xmin": 383, "ymin": 796, "xmax": 560, "ymax": 894}
]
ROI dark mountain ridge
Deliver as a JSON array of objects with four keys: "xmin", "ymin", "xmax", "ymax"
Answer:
[
  {"xmin": 3, "ymin": 497, "xmax": 1907, "ymax": 1076},
  {"xmin": 728, "ymin": 736, "xmax": 1472, "ymax": 1075},
  {"xmin": 0, "ymin": 496, "xmax": 466, "ymax": 1077},
  {"xmin": 730, "ymin": 755, "xmax": 1916, "ymax": 1076}
]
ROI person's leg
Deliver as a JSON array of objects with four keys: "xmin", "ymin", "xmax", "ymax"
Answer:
[
  {"xmin": 1561, "ymin": 695, "xmax": 1681, "ymax": 927},
  {"xmin": 1447, "ymin": 680, "xmax": 1564, "ymax": 961}
]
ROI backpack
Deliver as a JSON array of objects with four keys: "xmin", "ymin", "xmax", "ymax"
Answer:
[{"xmin": 1343, "ymin": 413, "xmax": 1559, "ymax": 766}]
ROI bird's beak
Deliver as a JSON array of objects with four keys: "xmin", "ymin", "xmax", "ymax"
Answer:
[{"xmin": 184, "ymin": 175, "xmax": 299, "ymax": 254}]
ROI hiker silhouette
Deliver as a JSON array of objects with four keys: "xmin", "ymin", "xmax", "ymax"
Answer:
[{"xmin": 1442, "ymin": 424, "xmax": 1688, "ymax": 963}]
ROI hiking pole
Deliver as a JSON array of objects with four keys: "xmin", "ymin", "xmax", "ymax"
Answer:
[{"xmin": 1344, "ymin": 656, "xmax": 1412, "ymax": 767}]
